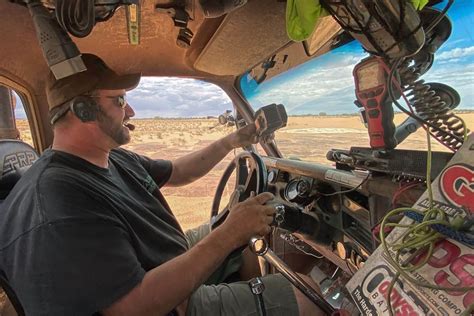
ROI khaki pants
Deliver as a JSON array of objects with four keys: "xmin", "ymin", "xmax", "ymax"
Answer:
[{"xmin": 184, "ymin": 223, "xmax": 298, "ymax": 316}]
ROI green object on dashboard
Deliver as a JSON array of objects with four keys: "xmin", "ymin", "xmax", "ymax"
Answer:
[{"xmin": 286, "ymin": 0, "xmax": 429, "ymax": 42}]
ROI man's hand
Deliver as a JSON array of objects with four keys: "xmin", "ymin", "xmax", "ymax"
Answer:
[
  {"xmin": 219, "ymin": 192, "xmax": 276, "ymax": 248},
  {"xmin": 222, "ymin": 123, "xmax": 259, "ymax": 150}
]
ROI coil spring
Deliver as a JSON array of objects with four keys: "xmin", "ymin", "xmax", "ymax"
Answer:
[{"xmin": 398, "ymin": 59, "xmax": 468, "ymax": 151}]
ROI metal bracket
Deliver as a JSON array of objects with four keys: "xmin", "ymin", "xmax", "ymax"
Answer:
[
  {"xmin": 155, "ymin": 6, "xmax": 193, "ymax": 48},
  {"xmin": 248, "ymin": 236, "xmax": 335, "ymax": 314}
]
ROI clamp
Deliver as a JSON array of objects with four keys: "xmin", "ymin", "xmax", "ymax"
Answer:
[{"xmin": 155, "ymin": 6, "xmax": 194, "ymax": 48}]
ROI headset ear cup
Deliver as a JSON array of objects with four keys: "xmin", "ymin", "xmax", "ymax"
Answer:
[{"xmin": 70, "ymin": 96, "xmax": 98, "ymax": 122}]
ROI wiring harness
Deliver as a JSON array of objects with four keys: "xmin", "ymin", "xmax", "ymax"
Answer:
[
  {"xmin": 55, "ymin": 0, "xmax": 135, "ymax": 38},
  {"xmin": 378, "ymin": 3, "xmax": 472, "ymax": 309},
  {"xmin": 379, "ymin": 129, "xmax": 472, "ymax": 315}
]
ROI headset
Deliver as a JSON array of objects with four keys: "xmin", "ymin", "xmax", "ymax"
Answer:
[{"xmin": 50, "ymin": 95, "xmax": 99, "ymax": 125}]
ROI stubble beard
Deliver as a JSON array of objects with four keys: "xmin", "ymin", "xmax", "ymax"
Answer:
[{"xmin": 97, "ymin": 111, "xmax": 131, "ymax": 147}]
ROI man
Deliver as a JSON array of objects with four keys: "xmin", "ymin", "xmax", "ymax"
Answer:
[{"xmin": 0, "ymin": 54, "xmax": 323, "ymax": 315}]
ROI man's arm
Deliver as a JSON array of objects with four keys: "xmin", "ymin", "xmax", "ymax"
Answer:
[
  {"xmin": 165, "ymin": 123, "xmax": 258, "ymax": 187},
  {"xmin": 102, "ymin": 193, "xmax": 275, "ymax": 316}
]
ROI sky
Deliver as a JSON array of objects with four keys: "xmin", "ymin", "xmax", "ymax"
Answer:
[
  {"xmin": 126, "ymin": 77, "xmax": 232, "ymax": 118},
  {"xmin": 13, "ymin": 0, "xmax": 474, "ymax": 119}
]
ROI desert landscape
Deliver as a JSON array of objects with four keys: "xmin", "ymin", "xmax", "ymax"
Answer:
[{"xmin": 15, "ymin": 112, "xmax": 473, "ymax": 231}]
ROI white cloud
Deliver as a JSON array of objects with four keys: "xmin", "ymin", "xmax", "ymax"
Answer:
[
  {"xmin": 248, "ymin": 52, "xmax": 366, "ymax": 114},
  {"xmin": 127, "ymin": 77, "xmax": 232, "ymax": 118},
  {"xmin": 437, "ymin": 46, "xmax": 474, "ymax": 61}
]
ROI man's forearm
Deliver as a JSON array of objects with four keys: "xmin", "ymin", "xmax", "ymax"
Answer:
[
  {"xmin": 102, "ymin": 226, "xmax": 238, "ymax": 316},
  {"xmin": 166, "ymin": 135, "xmax": 234, "ymax": 186}
]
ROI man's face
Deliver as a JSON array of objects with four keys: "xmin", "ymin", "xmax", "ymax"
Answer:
[{"xmin": 94, "ymin": 89, "xmax": 135, "ymax": 147}]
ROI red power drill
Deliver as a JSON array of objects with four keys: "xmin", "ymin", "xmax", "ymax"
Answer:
[{"xmin": 353, "ymin": 56, "xmax": 397, "ymax": 150}]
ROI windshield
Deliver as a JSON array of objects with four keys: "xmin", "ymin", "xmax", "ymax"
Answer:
[{"xmin": 239, "ymin": 0, "xmax": 473, "ymax": 164}]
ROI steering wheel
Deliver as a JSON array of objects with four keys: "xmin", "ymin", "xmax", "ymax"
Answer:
[
  {"xmin": 209, "ymin": 152, "xmax": 334, "ymax": 313},
  {"xmin": 210, "ymin": 151, "xmax": 268, "ymax": 229},
  {"xmin": 203, "ymin": 151, "xmax": 268, "ymax": 285}
]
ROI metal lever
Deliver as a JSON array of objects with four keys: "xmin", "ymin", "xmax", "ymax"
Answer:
[{"xmin": 249, "ymin": 237, "xmax": 335, "ymax": 315}]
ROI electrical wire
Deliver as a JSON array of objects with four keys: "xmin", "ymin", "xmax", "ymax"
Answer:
[
  {"xmin": 394, "ymin": 66, "xmax": 461, "ymax": 152},
  {"xmin": 391, "ymin": 182, "xmax": 423, "ymax": 207},
  {"xmin": 323, "ymin": 0, "xmax": 425, "ymax": 60},
  {"xmin": 325, "ymin": 1, "xmax": 471, "ymax": 313},
  {"xmin": 325, "ymin": 0, "xmax": 467, "ymax": 151},
  {"xmin": 318, "ymin": 173, "xmax": 370, "ymax": 197},
  {"xmin": 386, "ymin": 58, "xmax": 467, "ymax": 146},
  {"xmin": 279, "ymin": 233, "xmax": 324, "ymax": 259},
  {"xmin": 379, "ymin": 130, "xmax": 474, "ymax": 316},
  {"xmin": 425, "ymin": 0, "xmax": 454, "ymax": 34},
  {"xmin": 55, "ymin": 0, "xmax": 95, "ymax": 38}
]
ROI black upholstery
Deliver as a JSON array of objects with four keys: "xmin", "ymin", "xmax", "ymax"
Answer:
[
  {"xmin": 0, "ymin": 139, "xmax": 38, "ymax": 316},
  {"xmin": 0, "ymin": 139, "xmax": 38, "ymax": 200}
]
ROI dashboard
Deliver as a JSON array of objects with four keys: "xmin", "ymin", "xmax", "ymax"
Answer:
[{"xmin": 261, "ymin": 156, "xmax": 425, "ymax": 274}]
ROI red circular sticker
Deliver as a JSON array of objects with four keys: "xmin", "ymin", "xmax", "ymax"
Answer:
[{"xmin": 440, "ymin": 164, "xmax": 474, "ymax": 212}]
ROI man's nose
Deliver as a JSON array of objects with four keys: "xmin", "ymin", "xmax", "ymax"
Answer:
[{"xmin": 125, "ymin": 103, "xmax": 135, "ymax": 118}]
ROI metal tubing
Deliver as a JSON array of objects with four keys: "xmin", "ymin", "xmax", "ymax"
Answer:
[{"xmin": 249, "ymin": 237, "xmax": 334, "ymax": 314}]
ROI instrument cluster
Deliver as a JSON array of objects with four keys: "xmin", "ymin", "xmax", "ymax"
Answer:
[{"xmin": 266, "ymin": 167, "xmax": 374, "ymax": 273}]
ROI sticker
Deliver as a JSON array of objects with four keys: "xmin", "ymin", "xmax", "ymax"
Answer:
[
  {"xmin": 439, "ymin": 164, "xmax": 474, "ymax": 212},
  {"xmin": 325, "ymin": 169, "xmax": 364, "ymax": 188},
  {"xmin": 357, "ymin": 265, "xmax": 426, "ymax": 316}
]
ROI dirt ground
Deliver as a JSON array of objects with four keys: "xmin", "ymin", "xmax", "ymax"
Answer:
[{"xmin": 16, "ymin": 113, "xmax": 473, "ymax": 231}]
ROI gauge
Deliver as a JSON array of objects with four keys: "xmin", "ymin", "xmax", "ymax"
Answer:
[
  {"xmin": 284, "ymin": 178, "xmax": 311, "ymax": 203},
  {"xmin": 296, "ymin": 180, "xmax": 309, "ymax": 195},
  {"xmin": 267, "ymin": 169, "xmax": 278, "ymax": 183},
  {"xmin": 285, "ymin": 180, "xmax": 299, "ymax": 201}
]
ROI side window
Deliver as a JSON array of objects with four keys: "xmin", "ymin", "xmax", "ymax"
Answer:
[
  {"xmin": 123, "ymin": 77, "xmax": 239, "ymax": 230},
  {"xmin": 0, "ymin": 85, "xmax": 34, "ymax": 147}
]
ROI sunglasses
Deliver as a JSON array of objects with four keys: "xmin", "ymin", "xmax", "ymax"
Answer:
[{"xmin": 90, "ymin": 95, "xmax": 128, "ymax": 109}]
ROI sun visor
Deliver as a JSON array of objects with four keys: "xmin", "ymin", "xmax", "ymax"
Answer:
[{"xmin": 194, "ymin": 0, "xmax": 290, "ymax": 76}]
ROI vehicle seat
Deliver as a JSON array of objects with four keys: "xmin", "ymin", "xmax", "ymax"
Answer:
[
  {"xmin": 0, "ymin": 139, "xmax": 38, "ymax": 316},
  {"xmin": 0, "ymin": 139, "xmax": 38, "ymax": 201}
]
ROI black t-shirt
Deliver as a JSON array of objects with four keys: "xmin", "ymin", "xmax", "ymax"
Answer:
[{"xmin": 0, "ymin": 148, "xmax": 189, "ymax": 315}]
